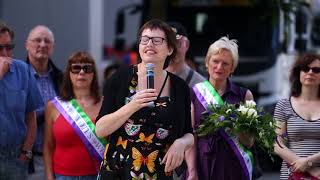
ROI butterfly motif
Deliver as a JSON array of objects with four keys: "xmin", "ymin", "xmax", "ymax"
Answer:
[
  {"xmin": 156, "ymin": 128, "xmax": 169, "ymax": 140},
  {"xmin": 136, "ymin": 133, "xmax": 154, "ymax": 144},
  {"xmin": 116, "ymin": 136, "xmax": 128, "ymax": 149},
  {"xmin": 145, "ymin": 173, "xmax": 157, "ymax": 180},
  {"xmin": 156, "ymin": 102, "xmax": 167, "ymax": 107},
  {"xmin": 130, "ymin": 171, "xmax": 144, "ymax": 180},
  {"xmin": 124, "ymin": 122, "xmax": 141, "ymax": 136},
  {"xmin": 103, "ymin": 143, "xmax": 109, "ymax": 159},
  {"xmin": 132, "ymin": 147, "xmax": 159, "ymax": 173}
]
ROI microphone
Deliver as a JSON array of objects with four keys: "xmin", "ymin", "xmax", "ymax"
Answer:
[{"xmin": 146, "ymin": 63, "xmax": 154, "ymax": 89}]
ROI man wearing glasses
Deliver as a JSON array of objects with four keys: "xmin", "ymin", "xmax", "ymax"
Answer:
[
  {"xmin": 25, "ymin": 25, "xmax": 63, "ymax": 180},
  {"xmin": 0, "ymin": 21, "xmax": 43, "ymax": 179}
]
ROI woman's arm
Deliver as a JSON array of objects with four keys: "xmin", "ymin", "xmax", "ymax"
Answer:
[
  {"xmin": 161, "ymin": 133, "xmax": 194, "ymax": 173},
  {"xmin": 274, "ymin": 121, "xmax": 300, "ymax": 164},
  {"xmin": 96, "ymin": 89, "xmax": 157, "ymax": 137},
  {"xmin": 185, "ymin": 103, "xmax": 198, "ymax": 180},
  {"xmin": 43, "ymin": 102, "xmax": 57, "ymax": 180}
]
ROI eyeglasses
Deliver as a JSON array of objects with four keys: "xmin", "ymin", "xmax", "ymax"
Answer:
[
  {"xmin": 0, "ymin": 44, "xmax": 15, "ymax": 51},
  {"xmin": 301, "ymin": 66, "xmax": 320, "ymax": 74},
  {"xmin": 139, "ymin": 36, "xmax": 166, "ymax": 45},
  {"xmin": 70, "ymin": 64, "xmax": 94, "ymax": 74},
  {"xmin": 29, "ymin": 38, "xmax": 53, "ymax": 44}
]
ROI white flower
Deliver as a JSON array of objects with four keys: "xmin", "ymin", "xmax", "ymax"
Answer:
[
  {"xmin": 238, "ymin": 105, "xmax": 249, "ymax": 115},
  {"xmin": 247, "ymin": 108, "xmax": 258, "ymax": 117},
  {"xmin": 226, "ymin": 109, "xmax": 232, "ymax": 114},
  {"xmin": 245, "ymin": 100, "xmax": 256, "ymax": 108}
]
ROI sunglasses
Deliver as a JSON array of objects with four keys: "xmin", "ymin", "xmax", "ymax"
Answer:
[
  {"xmin": 70, "ymin": 64, "xmax": 94, "ymax": 74},
  {"xmin": 0, "ymin": 44, "xmax": 15, "ymax": 51},
  {"xmin": 301, "ymin": 66, "xmax": 320, "ymax": 74}
]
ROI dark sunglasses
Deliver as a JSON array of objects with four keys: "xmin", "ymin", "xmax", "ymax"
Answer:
[
  {"xmin": 0, "ymin": 44, "xmax": 15, "ymax": 51},
  {"xmin": 301, "ymin": 66, "xmax": 320, "ymax": 74},
  {"xmin": 70, "ymin": 64, "xmax": 94, "ymax": 74}
]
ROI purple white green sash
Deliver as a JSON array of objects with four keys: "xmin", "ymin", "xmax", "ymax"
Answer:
[
  {"xmin": 52, "ymin": 97, "xmax": 107, "ymax": 162},
  {"xmin": 193, "ymin": 81, "xmax": 253, "ymax": 180}
]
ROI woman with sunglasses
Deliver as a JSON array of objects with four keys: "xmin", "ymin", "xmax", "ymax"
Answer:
[
  {"xmin": 274, "ymin": 53, "xmax": 320, "ymax": 179},
  {"xmin": 43, "ymin": 51, "xmax": 105, "ymax": 180},
  {"xmin": 95, "ymin": 19, "xmax": 194, "ymax": 180}
]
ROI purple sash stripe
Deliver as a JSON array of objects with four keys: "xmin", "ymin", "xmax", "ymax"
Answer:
[
  {"xmin": 52, "ymin": 98, "xmax": 102, "ymax": 162},
  {"xmin": 193, "ymin": 86, "xmax": 210, "ymax": 112},
  {"xmin": 219, "ymin": 129, "xmax": 250, "ymax": 180}
]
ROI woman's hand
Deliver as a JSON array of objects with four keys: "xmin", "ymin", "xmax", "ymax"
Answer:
[
  {"xmin": 308, "ymin": 167, "xmax": 320, "ymax": 179},
  {"xmin": 238, "ymin": 132, "xmax": 255, "ymax": 148},
  {"xmin": 186, "ymin": 171, "xmax": 199, "ymax": 180},
  {"xmin": 129, "ymin": 89, "xmax": 157, "ymax": 111},
  {"xmin": 161, "ymin": 139, "xmax": 186, "ymax": 173},
  {"xmin": 291, "ymin": 157, "xmax": 310, "ymax": 172}
]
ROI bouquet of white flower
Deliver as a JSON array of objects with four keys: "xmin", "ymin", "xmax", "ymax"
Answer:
[{"xmin": 196, "ymin": 100, "xmax": 277, "ymax": 156}]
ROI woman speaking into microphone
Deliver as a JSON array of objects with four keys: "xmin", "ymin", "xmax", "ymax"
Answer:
[{"xmin": 96, "ymin": 19, "xmax": 194, "ymax": 180}]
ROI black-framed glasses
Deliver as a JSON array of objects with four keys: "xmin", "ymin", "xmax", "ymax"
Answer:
[
  {"xmin": 70, "ymin": 64, "xmax": 94, "ymax": 74},
  {"xmin": 301, "ymin": 66, "xmax": 320, "ymax": 74},
  {"xmin": 139, "ymin": 36, "xmax": 166, "ymax": 45},
  {"xmin": 0, "ymin": 44, "xmax": 15, "ymax": 51}
]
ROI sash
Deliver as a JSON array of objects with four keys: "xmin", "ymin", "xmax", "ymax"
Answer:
[
  {"xmin": 193, "ymin": 81, "xmax": 253, "ymax": 180},
  {"xmin": 52, "ymin": 97, "xmax": 107, "ymax": 162}
]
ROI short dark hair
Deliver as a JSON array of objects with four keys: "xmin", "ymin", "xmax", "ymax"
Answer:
[
  {"xmin": 0, "ymin": 20, "xmax": 14, "ymax": 39},
  {"xmin": 290, "ymin": 53, "xmax": 320, "ymax": 97},
  {"xmin": 137, "ymin": 19, "xmax": 177, "ymax": 69},
  {"xmin": 60, "ymin": 51, "xmax": 101, "ymax": 103}
]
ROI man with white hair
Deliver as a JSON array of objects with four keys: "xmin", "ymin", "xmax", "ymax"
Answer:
[{"xmin": 25, "ymin": 25, "xmax": 63, "ymax": 179}]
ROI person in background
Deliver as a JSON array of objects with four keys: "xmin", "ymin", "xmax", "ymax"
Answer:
[
  {"xmin": 274, "ymin": 53, "xmax": 320, "ymax": 179},
  {"xmin": 96, "ymin": 19, "xmax": 194, "ymax": 180},
  {"xmin": 43, "ymin": 51, "xmax": 104, "ymax": 180},
  {"xmin": 184, "ymin": 36, "xmax": 259, "ymax": 180},
  {"xmin": 166, "ymin": 22, "xmax": 205, "ymax": 88},
  {"xmin": 102, "ymin": 63, "xmax": 120, "ymax": 95},
  {"xmin": 0, "ymin": 20, "xmax": 43, "ymax": 179},
  {"xmin": 25, "ymin": 25, "xmax": 63, "ymax": 179}
]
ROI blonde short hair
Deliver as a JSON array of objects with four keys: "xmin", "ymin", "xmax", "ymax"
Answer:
[{"xmin": 205, "ymin": 36, "xmax": 239, "ymax": 71}]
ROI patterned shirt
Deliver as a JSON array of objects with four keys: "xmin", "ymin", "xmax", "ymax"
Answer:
[
  {"xmin": 30, "ymin": 64, "xmax": 57, "ymax": 153},
  {"xmin": 274, "ymin": 98, "xmax": 320, "ymax": 180}
]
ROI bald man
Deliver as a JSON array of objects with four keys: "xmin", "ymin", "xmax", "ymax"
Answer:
[{"xmin": 25, "ymin": 25, "xmax": 63, "ymax": 179}]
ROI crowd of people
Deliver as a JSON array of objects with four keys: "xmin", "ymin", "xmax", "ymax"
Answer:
[{"xmin": 1, "ymin": 18, "xmax": 320, "ymax": 180}]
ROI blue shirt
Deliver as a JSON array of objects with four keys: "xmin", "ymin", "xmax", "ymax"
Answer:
[
  {"xmin": 30, "ymin": 64, "xmax": 57, "ymax": 152},
  {"xmin": 0, "ymin": 59, "xmax": 43, "ymax": 149}
]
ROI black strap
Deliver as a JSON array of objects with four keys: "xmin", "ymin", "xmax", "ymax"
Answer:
[
  {"xmin": 185, "ymin": 69, "xmax": 194, "ymax": 85},
  {"xmin": 157, "ymin": 72, "xmax": 169, "ymax": 98}
]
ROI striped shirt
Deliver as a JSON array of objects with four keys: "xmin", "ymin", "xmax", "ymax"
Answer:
[{"xmin": 274, "ymin": 98, "xmax": 320, "ymax": 179}]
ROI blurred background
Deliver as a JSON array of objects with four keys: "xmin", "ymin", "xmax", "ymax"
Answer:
[{"xmin": 1, "ymin": 0, "xmax": 320, "ymax": 178}]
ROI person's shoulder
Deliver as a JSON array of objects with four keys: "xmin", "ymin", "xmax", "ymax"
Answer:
[
  {"xmin": 12, "ymin": 59, "xmax": 28, "ymax": 67},
  {"xmin": 168, "ymin": 71, "xmax": 189, "ymax": 90},
  {"xmin": 276, "ymin": 98, "xmax": 290, "ymax": 106}
]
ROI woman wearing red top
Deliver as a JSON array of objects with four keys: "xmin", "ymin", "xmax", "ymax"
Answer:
[{"xmin": 43, "ymin": 51, "xmax": 103, "ymax": 180}]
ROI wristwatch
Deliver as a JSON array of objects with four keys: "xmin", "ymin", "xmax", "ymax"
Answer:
[{"xmin": 21, "ymin": 150, "xmax": 33, "ymax": 159}]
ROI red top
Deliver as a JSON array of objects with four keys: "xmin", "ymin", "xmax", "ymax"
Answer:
[{"xmin": 53, "ymin": 114, "xmax": 98, "ymax": 176}]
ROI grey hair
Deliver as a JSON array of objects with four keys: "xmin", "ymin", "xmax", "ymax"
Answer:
[
  {"xmin": 205, "ymin": 36, "xmax": 239, "ymax": 71},
  {"xmin": 27, "ymin": 25, "xmax": 55, "ymax": 43}
]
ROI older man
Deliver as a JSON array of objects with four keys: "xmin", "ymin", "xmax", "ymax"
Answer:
[
  {"xmin": 166, "ymin": 22, "xmax": 205, "ymax": 88},
  {"xmin": 25, "ymin": 25, "xmax": 63, "ymax": 179},
  {"xmin": 0, "ymin": 21, "xmax": 43, "ymax": 179}
]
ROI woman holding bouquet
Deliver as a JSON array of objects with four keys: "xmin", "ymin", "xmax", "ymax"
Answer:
[
  {"xmin": 274, "ymin": 53, "xmax": 320, "ymax": 179},
  {"xmin": 184, "ymin": 36, "xmax": 258, "ymax": 180}
]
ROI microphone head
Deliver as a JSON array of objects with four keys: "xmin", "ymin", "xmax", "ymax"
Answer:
[{"xmin": 146, "ymin": 63, "xmax": 154, "ymax": 71}]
